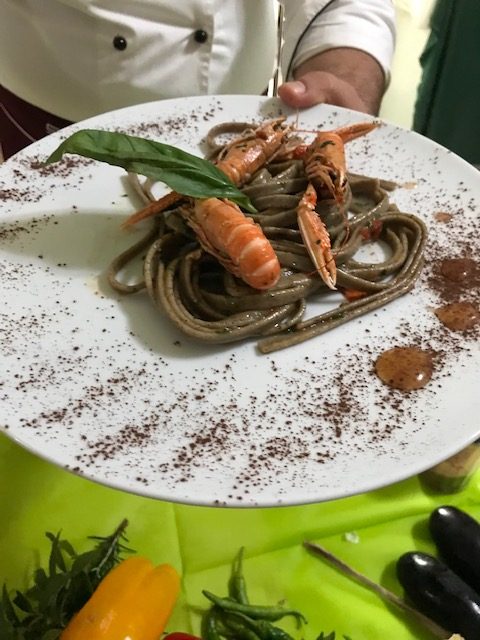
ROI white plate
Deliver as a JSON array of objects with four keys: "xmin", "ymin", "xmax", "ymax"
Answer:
[{"xmin": 1, "ymin": 95, "xmax": 479, "ymax": 507}]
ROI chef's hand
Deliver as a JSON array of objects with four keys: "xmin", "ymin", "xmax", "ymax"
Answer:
[{"xmin": 278, "ymin": 47, "xmax": 386, "ymax": 116}]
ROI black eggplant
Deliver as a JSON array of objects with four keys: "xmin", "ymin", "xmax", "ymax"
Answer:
[
  {"xmin": 397, "ymin": 551, "xmax": 480, "ymax": 639},
  {"xmin": 430, "ymin": 505, "xmax": 480, "ymax": 591}
]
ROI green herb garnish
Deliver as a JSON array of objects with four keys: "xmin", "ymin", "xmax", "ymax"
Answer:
[
  {"xmin": 0, "ymin": 519, "xmax": 131, "ymax": 640},
  {"xmin": 45, "ymin": 129, "xmax": 256, "ymax": 212}
]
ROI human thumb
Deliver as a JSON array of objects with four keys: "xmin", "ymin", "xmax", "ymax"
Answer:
[
  {"xmin": 278, "ymin": 71, "xmax": 367, "ymax": 112},
  {"xmin": 277, "ymin": 78, "xmax": 323, "ymax": 109}
]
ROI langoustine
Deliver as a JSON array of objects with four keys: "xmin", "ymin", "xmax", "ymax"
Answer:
[{"xmin": 295, "ymin": 121, "xmax": 379, "ymax": 289}]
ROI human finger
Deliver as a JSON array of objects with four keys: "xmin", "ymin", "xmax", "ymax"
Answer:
[{"xmin": 278, "ymin": 71, "xmax": 367, "ymax": 112}]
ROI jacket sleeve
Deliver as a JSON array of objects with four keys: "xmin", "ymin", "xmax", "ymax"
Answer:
[{"xmin": 280, "ymin": 0, "xmax": 396, "ymax": 83}]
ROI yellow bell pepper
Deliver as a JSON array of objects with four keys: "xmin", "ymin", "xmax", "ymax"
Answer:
[{"xmin": 60, "ymin": 556, "xmax": 180, "ymax": 640}]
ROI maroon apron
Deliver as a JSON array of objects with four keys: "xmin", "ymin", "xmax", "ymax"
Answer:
[{"xmin": 0, "ymin": 85, "xmax": 72, "ymax": 160}]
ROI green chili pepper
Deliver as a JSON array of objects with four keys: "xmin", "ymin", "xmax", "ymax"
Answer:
[
  {"xmin": 202, "ymin": 591, "xmax": 307, "ymax": 627},
  {"xmin": 201, "ymin": 608, "xmax": 224, "ymax": 640},
  {"xmin": 228, "ymin": 547, "xmax": 249, "ymax": 605},
  {"xmin": 216, "ymin": 610, "xmax": 262, "ymax": 640},
  {"xmin": 221, "ymin": 611, "xmax": 296, "ymax": 640}
]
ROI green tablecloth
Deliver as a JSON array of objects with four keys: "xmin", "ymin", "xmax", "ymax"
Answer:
[{"xmin": 2, "ymin": 431, "xmax": 480, "ymax": 639}]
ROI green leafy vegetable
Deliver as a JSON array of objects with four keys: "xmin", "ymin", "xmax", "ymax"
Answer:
[
  {"xmin": 45, "ymin": 129, "xmax": 256, "ymax": 212},
  {"xmin": 0, "ymin": 519, "xmax": 131, "ymax": 640}
]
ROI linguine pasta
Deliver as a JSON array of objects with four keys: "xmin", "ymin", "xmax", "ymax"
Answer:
[{"xmin": 107, "ymin": 122, "xmax": 427, "ymax": 353}]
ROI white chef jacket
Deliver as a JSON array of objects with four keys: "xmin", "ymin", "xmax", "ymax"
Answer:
[{"xmin": 0, "ymin": 0, "xmax": 395, "ymax": 122}]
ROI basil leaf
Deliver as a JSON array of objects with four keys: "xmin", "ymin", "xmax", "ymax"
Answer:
[{"xmin": 46, "ymin": 129, "xmax": 256, "ymax": 212}]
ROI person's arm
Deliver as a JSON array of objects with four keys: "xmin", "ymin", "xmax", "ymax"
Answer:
[
  {"xmin": 277, "ymin": 0, "xmax": 395, "ymax": 115},
  {"xmin": 278, "ymin": 47, "xmax": 385, "ymax": 115}
]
